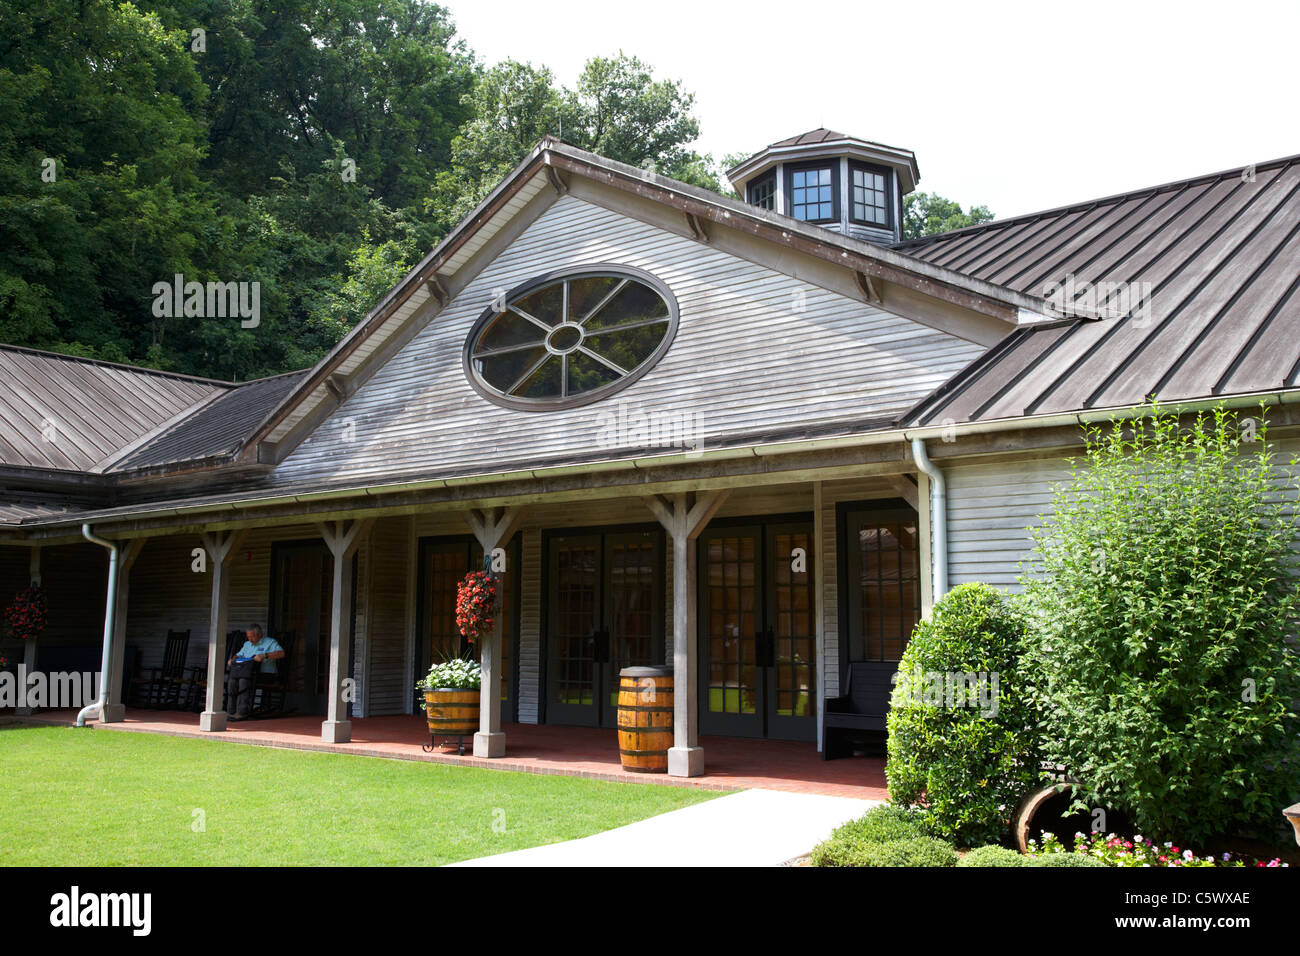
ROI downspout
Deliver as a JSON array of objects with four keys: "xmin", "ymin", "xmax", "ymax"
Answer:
[
  {"xmin": 910, "ymin": 438, "xmax": 948, "ymax": 600},
  {"xmin": 76, "ymin": 524, "xmax": 119, "ymax": 727}
]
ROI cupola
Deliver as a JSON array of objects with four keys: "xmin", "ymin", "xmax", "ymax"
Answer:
[{"xmin": 725, "ymin": 129, "xmax": 919, "ymax": 245}]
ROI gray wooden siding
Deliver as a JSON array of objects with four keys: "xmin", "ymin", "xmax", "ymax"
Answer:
[
  {"xmin": 271, "ymin": 195, "xmax": 983, "ymax": 487},
  {"xmin": 944, "ymin": 455, "xmax": 1072, "ymax": 593},
  {"xmin": 518, "ymin": 528, "xmax": 541, "ymax": 723}
]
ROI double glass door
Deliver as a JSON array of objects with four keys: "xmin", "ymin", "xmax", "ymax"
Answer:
[
  {"xmin": 699, "ymin": 522, "xmax": 816, "ymax": 741},
  {"xmin": 546, "ymin": 530, "xmax": 663, "ymax": 727}
]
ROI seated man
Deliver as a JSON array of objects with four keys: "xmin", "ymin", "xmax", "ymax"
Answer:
[{"xmin": 225, "ymin": 624, "xmax": 284, "ymax": 720}]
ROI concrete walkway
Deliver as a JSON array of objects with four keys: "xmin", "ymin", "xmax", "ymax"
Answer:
[{"xmin": 452, "ymin": 788, "xmax": 880, "ymax": 866}]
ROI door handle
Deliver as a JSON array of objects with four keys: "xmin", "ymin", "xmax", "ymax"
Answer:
[
  {"xmin": 592, "ymin": 627, "xmax": 611, "ymax": 664},
  {"xmin": 756, "ymin": 627, "xmax": 775, "ymax": 668}
]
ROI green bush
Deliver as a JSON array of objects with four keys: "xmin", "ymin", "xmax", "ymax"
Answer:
[
  {"xmin": 813, "ymin": 836, "xmax": 959, "ymax": 868},
  {"xmin": 1029, "ymin": 853, "xmax": 1107, "ymax": 868},
  {"xmin": 886, "ymin": 583, "xmax": 1043, "ymax": 847},
  {"xmin": 958, "ymin": 845, "xmax": 1029, "ymax": 867},
  {"xmin": 1024, "ymin": 405, "xmax": 1300, "ymax": 844},
  {"xmin": 827, "ymin": 804, "xmax": 932, "ymax": 844}
]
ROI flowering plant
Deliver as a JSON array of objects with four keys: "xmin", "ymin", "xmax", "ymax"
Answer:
[
  {"xmin": 1027, "ymin": 831, "xmax": 1289, "ymax": 868},
  {"xmin": 455, "ymin": 571, "xmax": 497, "ymax": 644},
  {"xmin": 416, "ymin": 655, "xmax": 482, "ymax": 692},
  {"xmin": 0, "ymin": 655, "xmax": 8, "ymax": 671},
  {"xmin": 4, "ymin": 585, "xmax": 47, "ymax": 642}
]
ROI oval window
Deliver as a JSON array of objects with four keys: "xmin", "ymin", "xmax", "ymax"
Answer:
[{"xmin": 464, "ymin": 266, "xmax": 678, "ymax": 409}]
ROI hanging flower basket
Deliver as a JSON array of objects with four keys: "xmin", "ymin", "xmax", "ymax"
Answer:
[
  {"xmin": 455, "ymin": 570, "xmax": 498, "ymax": 644},
  {"xmin": 4, "ymin": 584, "xmax": 47, "ymax": 642}
]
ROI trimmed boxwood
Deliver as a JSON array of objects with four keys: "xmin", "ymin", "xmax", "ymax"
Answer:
[
  {"xmin": 827, "ymin": 804, "xmax": 932, "ymax": 844},
  {"xmin": 886, "ymin": 583, "xmax": 1043, "ymax": 847},
  {"xmin": 958, "ymin": 845, "xmax": 1029, "ymax": 867},
  {"xmin": 814, "ymin": 836, "xmax": 959, "ymax": 868}
]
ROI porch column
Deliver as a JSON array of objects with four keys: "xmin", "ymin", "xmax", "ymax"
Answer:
[
  {"xmin": 102, "ymin": 538, "xmax": 146, "ymax": 722},
  {"xmin": 318, "ymin": 519, "xmax": 374, "ymax": 743},
  {"xmin": 199, "ymin": 530, "xmax": 247, "ymax": 732},
  {"xmin": 16, "ymin": 548, "xmax": 40, "ymax": 716},
  {"xmin": 644, "ymin": 490, "xmax": 730, "ymax": 777},
  {"xmin": 466, "ymin": 506, "xmax": 523, "ymax": 758}
]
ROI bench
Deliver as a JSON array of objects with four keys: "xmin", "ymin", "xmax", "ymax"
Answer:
[{"xmin": 822, "ymin": 661, "xmax": 898, "ymax": 759}]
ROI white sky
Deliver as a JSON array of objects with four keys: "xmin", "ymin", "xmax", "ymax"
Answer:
[{"xmin": 442, "ymin": 0, "xmax": 1299, "ymax": 219}]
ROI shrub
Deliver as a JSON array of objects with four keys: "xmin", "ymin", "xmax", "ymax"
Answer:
[
  {"xmin": 886, "ymin": 583, "xmax": 1043, "ymax": 846},
  {"xmin": 828, "ymin": 804, "xmax": 932, "ymax": 844},
  {"xmin": 813, "ymin": 836, "xmax": 958, "ymax": 868},
  {"xmin": 1023, "ymin": 405, "xmax": 1300, "ymax": 844},
  {"xmin": 959, "ymin": 845, "xmax": 1029, "ymax": 867}
]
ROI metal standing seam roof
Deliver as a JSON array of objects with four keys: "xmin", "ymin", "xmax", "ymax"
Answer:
[
  {"xmin": 0, "ymin": 346, "xmax": 226, "ymax": 470},
  {"xmin": 899, "ymin": 153, "xmax": 1300, "ymax": 425}
]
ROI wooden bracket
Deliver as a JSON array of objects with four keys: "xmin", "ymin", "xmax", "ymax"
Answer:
[
  {"xmin": 325, "ymin": 373, "xmax": 348, "ymax": 402},
  {"xmin": 545, "ymin": 165, "xmax": 568, "ymax": 196},
  {"xmin": 854, "ymin": 270, "xmax": 882, "ymax": 304},
  {"xmin": 425, "ymin": 274, "xmax": 450, "ymax": 307},
  {"xmin": 886, "ymin": 474, "xmax": 919, "ymax": 511},
  {"xmin": 685, "ymin": 212, "xmax": 709, "ymax": 243}
]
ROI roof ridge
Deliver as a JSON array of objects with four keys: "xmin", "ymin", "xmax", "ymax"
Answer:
[
  {"xmin": 894, "ymin": 152, "xmax": 1300, "ymax": 250},
  {"xmin": 0, "ymin": 343, "xmax": 235, "ymax": 387}
]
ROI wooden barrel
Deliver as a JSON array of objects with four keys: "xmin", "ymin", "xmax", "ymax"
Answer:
[
  {"xmin": 617, "ymin": 666, "xmax": 673, "ymax": 772},
  {"xmin": 424, "ymin": 688, "xmax": 479, "ymax": 737}
]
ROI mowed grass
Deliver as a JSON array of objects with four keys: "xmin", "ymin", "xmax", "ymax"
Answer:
[{"xmin": 0, "ymin": 726, "xmax": 718, "ymax": 865}]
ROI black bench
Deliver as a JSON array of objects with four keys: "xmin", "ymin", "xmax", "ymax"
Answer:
[{"xmin": 823, "ymin": 661, "xmax": 898, "ymax": 759}]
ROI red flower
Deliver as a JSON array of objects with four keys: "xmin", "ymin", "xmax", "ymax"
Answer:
[{"xmin": 455, "ymin": 571, "xmax": 498, "ymax": 643}]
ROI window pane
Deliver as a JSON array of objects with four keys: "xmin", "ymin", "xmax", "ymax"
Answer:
[{"xmin": 477, "ymin": 345, "xmax": 546, "ymax": 393}]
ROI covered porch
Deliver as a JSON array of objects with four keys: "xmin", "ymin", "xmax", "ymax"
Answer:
[{"xmin": 13, "ymin": 708, "xmax": 887, "ymax": 799}]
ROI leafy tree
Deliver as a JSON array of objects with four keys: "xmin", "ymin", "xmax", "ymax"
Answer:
[
  {"xmin": 1023, "ymin": 404, "xmax": 1300, "ymax": 844},
  {"xmin": 902, "ymin": 191, "xmax": 994, "ymax": 239}
]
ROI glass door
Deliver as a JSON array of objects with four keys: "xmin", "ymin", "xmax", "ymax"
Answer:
[
  {"xmin": 546, "ymin": 530, "xmax": 663, "ymax": 727},
  {"xmin": 269, "ymin": 540, "xmax": 333, "ymax": 715},
  {"xmin": 699, "ymin": 520, "xmax": 816, "ymax": 740}
]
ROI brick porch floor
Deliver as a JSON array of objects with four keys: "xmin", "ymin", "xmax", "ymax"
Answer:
[{"xmin": 13, "ymin": 708, "xmax": 888, "ymax": 799}]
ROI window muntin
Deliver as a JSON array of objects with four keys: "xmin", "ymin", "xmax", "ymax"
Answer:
[
  {"xmin": 747, "ymin": 173, "xmax": 776, "ymax": 210},
  {"xmin": 850, "ymin": 162, "xmax": 891, "ymax": 227},
  {"xmin": 788, "ymin": 163, "xmax": 836, "ymax": 222},
  {"xmin": 466, "ymin": 267, "xmax": 677, "ymax": 409}
]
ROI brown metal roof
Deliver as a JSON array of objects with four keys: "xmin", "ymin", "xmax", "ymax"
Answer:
[
  {"xmin": 901, "ymin": 153, "xmax": 1300, "ymax": 424},
  {"xmin": 770, "ymin": 128, "xmax": 849, "ymax": 147},
  {"xmin": 108, "ymin": 371, "xmax": 308, "ymax": 473},
  {"xmin": 0, "ymin": 346, "xmax": 225, "ymax": 471}
]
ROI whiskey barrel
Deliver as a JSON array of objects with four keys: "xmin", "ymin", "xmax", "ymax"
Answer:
[
  {"xmin": 617, "ymin": 666, "xmax": 673, "ymax": 773},
  {"xmin": 424, "ymin": 688, "xmax": 479, "ymax": 737}
]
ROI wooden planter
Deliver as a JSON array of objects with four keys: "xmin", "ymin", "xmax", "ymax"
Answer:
[
  {"xmin": 423, "ymin": 688, "xmax": 479, "ymax": 754},
  {"xmin": 616, "ymin": 666, "xmax": 673, "ymax": 773}
]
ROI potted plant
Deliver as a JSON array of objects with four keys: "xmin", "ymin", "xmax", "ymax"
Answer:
[{"xmin": 416, "ymin": 653, "xmax": 481, "ymax": 754}]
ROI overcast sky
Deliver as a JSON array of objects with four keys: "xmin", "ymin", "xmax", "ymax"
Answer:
[{"xmin": 443, "ymin": 0, "xmax": 1299, "ymax": 220}]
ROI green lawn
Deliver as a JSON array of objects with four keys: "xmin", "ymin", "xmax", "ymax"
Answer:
[{"xmin": 0, "ymin": 726, "xmax": 718, "ymax": 865}]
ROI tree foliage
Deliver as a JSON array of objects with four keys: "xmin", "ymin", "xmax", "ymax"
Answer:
[
  {"xmin": 0, "ymin": 3, "xmax": 717, "ymax": 378},
  {"xmin": 1023, "ymin": 404, "xmax": 1300, "ymax": 844},
  {"xmin": 902, "ymin": 191, "xmax": 994, "ymax": 239}
]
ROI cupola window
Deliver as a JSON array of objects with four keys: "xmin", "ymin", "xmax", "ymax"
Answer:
[
  {"xmin": 787, "ymin": 162, "xmax": 837, "ymax": 222},
  {"xmin": 850, "ymin": 162, "xmax": 891, "ymax": 228}
]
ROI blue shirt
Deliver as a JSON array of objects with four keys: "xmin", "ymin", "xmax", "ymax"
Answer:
[{"xmin": 235, "ymin": 635, "xmax": 283, "ymax": 673}]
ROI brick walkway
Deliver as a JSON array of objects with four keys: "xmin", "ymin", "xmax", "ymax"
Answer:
[{"xmin": 14, "ymin": 709, "xmax": 888, "ymax": 800}]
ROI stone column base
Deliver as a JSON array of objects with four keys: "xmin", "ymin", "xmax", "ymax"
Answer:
[
  {"xmin": 101, "ymin": 703, "xmax": 126, "ymax": 723},
  {"xmin": 473, "ymin": 731, "xmax": 505, "ymax": 758},
  {"xmin": 321, "ymin": 719, "xmax": 351, "ymax": 744},
  {"xmin": 199, "ymin": 710, "xmax": 227, "ymax": 732},
  {"xmin": 668, "ymin": 746, "xmax": 705, "ymax": 777}
]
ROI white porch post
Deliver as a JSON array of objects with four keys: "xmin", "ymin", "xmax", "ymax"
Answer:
[
  {"xmin": 318, "ymin": 519, "xmax": 374, "ymax": 743},
  {"xmin": 465, "ymin": 506, "xmax": 523, "ymax": 758},
  {"xmin": 102, "ymin": 539, "xmax": 146, "ymax": 722},
  {"xmin": 199, "ymin": 530, "xmax": 247, "ymax": 732},
  {"xmin": 644, "ymin": 490, "xmax": 729, "ymax": 777},
  {"xmin": 16, "ymin": 548, "xmax": 41, "ymax": 716}
]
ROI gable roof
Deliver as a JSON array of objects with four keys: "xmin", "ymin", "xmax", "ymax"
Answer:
[
  {"xmin": 0, "ymin": 346, "xmax": 225, "ymax": 472},
  {"xmin": 902, "ymin": 153, "xmax": 1300, "ymax": 425},
  {"xmin": 231, "ymin": 137, "xmax": 1045, "ymax": 472}
]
